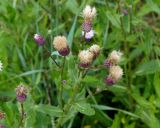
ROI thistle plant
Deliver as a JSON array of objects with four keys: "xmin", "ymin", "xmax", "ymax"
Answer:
[
  {"xmin": 15, "ymin": 84, "xmax": 27, "ymax": 128},
  {"xmin": 31, "ymin": 4, "xmax": 123, "ymax": 128},
  {"xmin": 1, "ymin": 0, "xmax": 160, "ymax": 128}
]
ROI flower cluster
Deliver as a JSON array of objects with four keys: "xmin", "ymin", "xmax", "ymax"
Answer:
[
  {"xmin": 33, "ymin": 5, "xmax": 124, "ymax": 90},
  {"xmin": 15, "ymin": 84, "xmax": 28, "ymax": 103},
  {"xmin": 104, "ymin": 50, "xmax": 123, "ymax": 85},
  {"xmin": 82, "ymin": 5, "xmax": 96, "ymax": 41},
  {"xmin": 79, "ymin": 44, "xmax": 100, "ymax": 68}
]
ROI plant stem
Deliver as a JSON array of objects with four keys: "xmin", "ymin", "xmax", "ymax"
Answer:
[
  {"xmin": 18, "ymin": 103, "xmax": 25, "ymax": 128},
  {"xmin": 59, "ymin": 57, "xmax": 66, "ymax": 108},
  {"xmin": 118, "ymin": 0, "xmax": 133, "ymax": 109},
  {"xmin": 56, "ymin": 83, "xmax": 78, "ymax": 128},
  {"xmin": 61, "ymin": 57, "xmax": 66, "ymax": 79},
  {"xmin": 50, "ymin": 55, "xmax": 61, "ymax": 68},
  {"xmin": 44, "ymin": 47, "xmax": 60, "ymax": 68}
]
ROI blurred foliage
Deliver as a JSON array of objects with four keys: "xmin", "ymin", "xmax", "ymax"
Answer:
[{"xmin": 0, "ymin": 0, "xmax": 160, "ymax": 128}]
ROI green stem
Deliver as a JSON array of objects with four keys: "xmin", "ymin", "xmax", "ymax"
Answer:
[
  {"xmin": 18, "ymin": 103, "xmax": 25, "ymax": 128},
  {"xmin": 118, "ymin": 1, "xmax": 133, "ymax": 109},
  {"xmin": 56, "ymin": 84, "xmax": 78, "ymax": 128},
  {"xmin": 50, "ymin": 55, "xmax": 61, "ymax": 68},
  {"xmin": 44, "ymin": 47, "xmax": 60, "ymax": 68},
  {"xmin": 61, "ymin": 57, "xmax": 66, "ymax": 79},
  {"xmin": 59, "ymin": 57, "xmax": 66, "ymax": 108}
]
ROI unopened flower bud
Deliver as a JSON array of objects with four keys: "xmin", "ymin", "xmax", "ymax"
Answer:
[
  {"xmin": 109, "ymin": 66, "xmax": 123, "ymax": 81},
  {"xmin": 34, "ymin": 34, "xmax": 45, "ymax": 46},
  {"xmin": 62, "ymin": 80, "xmax": 67, "ymax": 85},
  {"xmin": 89, "ymin": 44, "xmax": 100, "ymax": 59},
  {"xmin": 15, "ymin": 84, "xmax": 27, "ymax": 103},
  {"xmin": 78, "ymin": 50, "xmax": 94, "ymax": 68},
  {"xmin": 53, "ymin": 36, "xmax": 70, "ymax": 56},
  {"xmin": 122, "ymin": 9, "xmax": 128, "ymax": 15}
]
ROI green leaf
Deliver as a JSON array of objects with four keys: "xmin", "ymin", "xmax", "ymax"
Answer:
[
  {"xmin": 73, "ymin": 102, "xmax": 95, "ymax": 116},
  {"xmin": 123, "ymin": 15, "xmax": 130, "ymax": 33},
  {"xmin": 136, "ymin": 108, "xmax": 160, "ymax": 128},
  {"xmin": 34, "ymin": 104, "xmax": 63, "ymax": 117},
  {"xmin": 111, "ymin": 113, "xmax": 121, "ymax": 128},
  {"xmin": 106, "ymin": 11, "xmax": 121, "ymax": 29},
  {"xmin": 93, "ymin": 105, "xmax": 139, "ymax": 118},
  {"xmin": 65, "ymin": 0, "xmax": 78, "ymax": 14},
  {"xmin": 67, "ymin": 15, "xmax": 77, "ymax": 49},
  {"xmin": 82, "ymin": 76, "xmax": 100, "ymax": 85},
  {"xmin": 67, "ymin": 0, "xmax": 86, "ymax": 49},
  {"xmin": 135, "ymin": 60, "xmax": 160, "ymax": 75},
  {"xmin": 154, "ymin": 74, "xmax": 160, "ymax": 99},
  {"xmin": 51, "ymin": 51, "xmax": 61, "ymax": 56},
  {"xmin": 131, "ymin": 94, "xmax": 153, "ymax": 109},
  {"xmin": 138, "ymin": 0, "xmax": 160, "ymax": 16}
]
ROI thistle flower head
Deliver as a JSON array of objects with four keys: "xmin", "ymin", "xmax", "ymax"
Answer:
[
  {"xmin": 0, "ymin": 125, "xmax": 5, "ymax": 128},
  {"xmin": 82, "ymin": 22, "xmax": 92, "ymax": 33},
  {"xmin": 104, "ymin": 76, "xmax": 115, "ymax": 86},
  {"xmin": 82, "ymin": 5, "xmax": 96, "ymax": 22},
  {"xmin": 104, "ymin": 59, "xmax": 112, "ymax": 68},
  {"xmin": 78, "ymin": 50, "xmax": 94, "ymax": 68},
  {"xmin": 109, "ymin": 66, "xmax": 123, "ymax": 81},
  {"xmin": 82, "ymin": 30, "xmax": 94, "ymax": 40},
  {"xmin": 0, "ymin": 61, "xmax": 3, "ymax": 72},
  {"xmin": 34, "ymin": 34, "xmax": 45, "ymax": 46},
  {"xmin": 0, "ymin": 112, "xmax": 5, "ymax": 120},
  {"xmin": 89, "ymin": 44, "xmax": 100, "ymax": 59},
  {"xmin": 53, "ymin": 36, "xmax": 68, "ymax": 51},
  {"xmin": 15, "ymin": 84, "xmax": 27, "ymax": 103},
  {"xmin": 108, "ymin": 50, "xmax": 123, "ymax": 65},
  {"xmin": 53, "ymin": 36, "xmax": 70, "ymax": 56}
]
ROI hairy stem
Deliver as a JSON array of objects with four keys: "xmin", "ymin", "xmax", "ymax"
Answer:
[
  {"xmin": 59, "ymin": 57, "xmax": 66, "ymax": 108},
  {"xmin": 18, "ymin": 103, "xmax": 25, "ymax": 128}
]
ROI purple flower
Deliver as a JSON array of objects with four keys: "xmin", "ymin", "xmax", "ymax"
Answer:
[
  {"xmin": 0, "ymin": 125, "xmax": 5, "ymax": 128},
  {"xmin": 34, "ymin": 34, "xmax": 45, "ymax": 46},
  {"xmin": 15, "ymin": 85, "xmax": 27, "ymax": 103},
  {"xmin": 16, "ymin": 94, "xmax": 27, "ymax": 103},
  {"xmin": 104, "ymin": 59, "xmax": 112, "ymax": 68},
  {"xmin": 82, "ymin": 30, "xmax": 94, "ymax": 41},
  {"xmin": 104, "ymin": 76, "xmax": 115, "ymax": 86},
  {"xmin": 79, "ymin": 63, "xmax": 90, "ymax": 68},
  {"xmin": 82, "ymin": 22, "xmax": 92, "ymax": 32},
  {"xmin": 58, "ymin": 46, "xmax": 70, "ymax": 56}
]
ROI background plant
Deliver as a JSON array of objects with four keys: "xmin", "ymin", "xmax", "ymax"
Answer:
[{"xmin": 1, "ymin": 0, "xmax": 160, "ymax": 128}]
